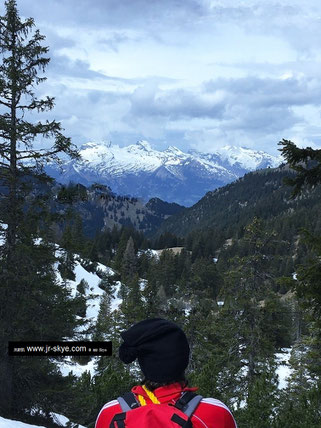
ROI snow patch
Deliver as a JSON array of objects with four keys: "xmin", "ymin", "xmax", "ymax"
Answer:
[
  {"xmin": 110, "ymin": 281, "xmax": 122, "ymax": 312},
  {"xmin": 50, "ymin": 413, "xmax": 86, "ymax": 428},
  {"xmin": 0, "ymin": 417, "xmax": 46, "ymax": 428},
  {"xmin": 276, "ymin": 348, "xmax": 292, "ymax": 389}
]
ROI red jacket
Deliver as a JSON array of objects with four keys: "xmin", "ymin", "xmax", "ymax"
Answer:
[{"xmin": 95, "ymin": 383, "xmax": 237, "ymax": 428}]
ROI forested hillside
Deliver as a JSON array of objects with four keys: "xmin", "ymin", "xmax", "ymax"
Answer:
[
  {"xmin": 0, "ymin": 176, "xmax": 184, "ymax": 238},
  {"xmin": 157, "ymin": 165, "xmax": 321, "ymax": 238},
  {"xmin": 54, "ymin": 182, "xmax": 184, "ymax": 237}
]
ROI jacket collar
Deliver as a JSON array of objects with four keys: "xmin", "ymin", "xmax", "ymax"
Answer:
[{"xmin": 132, "ymin": 383, "xmax": 198, "ymax": 404}]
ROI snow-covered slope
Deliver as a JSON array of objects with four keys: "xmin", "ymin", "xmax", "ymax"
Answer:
[
  {"xmin": 0, "ymin": 415, "xmax": 86, "ymax": 428},
  {"xmin": 46, "ymin": 141, "xmax": 281, "ymax": 206},
  {"xmin": 0, "ymin": 417, "xmax": 46, "ymax": 428},
  {"xmin": 54, "ymin": 250, "xmax": 122, "ymax": 377}
]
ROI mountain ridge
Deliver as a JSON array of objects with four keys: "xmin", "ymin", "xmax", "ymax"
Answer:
[
  {"xmin": 46, "ymin": 141, "xmax": 281, "ymax": 206},
  {"xmin": 154, "ymin": 164, "xmax": 321, "ymax": 239}
]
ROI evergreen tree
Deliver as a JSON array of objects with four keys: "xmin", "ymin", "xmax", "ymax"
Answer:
[
  {"xmin": 0, "ymin": 216, "xmax": 80, "ymax": 416},
  {"xmin": 219, "ymin": 218, "xmax": 281, "ymax": 417},
  {"xmin": 275, "ymin": 341, "xmax": 321, "ymax": 427},
  {"xmin": 113, "ymin": 229, "xmax": 130, "ymax": 271},
  {"xmin": 278, "ymin": 139, "xmax": 321, "ymax": 196},
  {"xmin": 0, "ymin": 0, "xmax": 79, "ymax": 418},
  {"xmin": 278, "ymin": 140, "xmax": 321, "ymax": 404},
  {"xmin": 120, "ymin": 273, "xmax": 145, "ymax": 326},
  {"xmin": 189, "ymin": 257, "xmax": 222, "ymax": 301},
  {"xmin": 0, "ymin": 0, "xmax": 78, "ymax": 262},
  {"xmin": 121, "ymin": 236, "xmax": 137, "ymax": 280}
]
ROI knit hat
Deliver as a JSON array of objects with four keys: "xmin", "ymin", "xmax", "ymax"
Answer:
[{"xmin": 119, "ymin": 318, "xmax": 190, "ymax": 383}]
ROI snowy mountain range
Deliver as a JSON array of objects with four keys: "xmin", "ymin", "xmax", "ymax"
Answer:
[{"xmin": 46, "ymin": 141, "xmax": 281, "ymax": 206}]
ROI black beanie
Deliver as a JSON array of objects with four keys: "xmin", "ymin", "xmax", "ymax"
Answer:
[{"xmin": 119, "ymin": 318, "xmax": 190, "ymax": 383}]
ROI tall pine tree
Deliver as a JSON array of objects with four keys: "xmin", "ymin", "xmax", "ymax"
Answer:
[{"xmin": 0, "ymin": 0, "xmax": 79, "ymax": 419}]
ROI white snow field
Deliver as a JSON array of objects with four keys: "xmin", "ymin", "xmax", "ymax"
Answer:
[
  {"xmin": 0, "ymin": 415, "xmax": 86, "ymax": 428},
  {"xmin": 276, "ymin": 348, "xmax": 293, "ymax": 389},
  {"xmin": 0, "ymin": 417, "xmax": 46, "ymax": 428}
]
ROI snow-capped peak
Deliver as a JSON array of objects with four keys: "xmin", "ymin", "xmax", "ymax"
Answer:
[
  {"xmin": 215, "ymin": 145, "xmax": 281, "ymax": 169},
  {"xmin": 135, "ymin": 140, "xmax": 153, "ymax": 151},
  {"xmin": 72, "ymin": 141, "xmax": 280, "ymax": 175},
  {"xmin": 47, "ymin": 141, "xmax": 281, "ymax": 205},
  {"xmin": 164, "ymin": 146, "xmax": 185, "ymax": 156}
]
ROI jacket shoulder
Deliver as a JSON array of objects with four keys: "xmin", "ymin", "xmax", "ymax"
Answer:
[
  {"xmin": 95, "ymin": 400, "xmax": 122, "ymax": 428},
  {"xmin": 193, "ymin": 397, "xmax": 237, "ymax": 428}
]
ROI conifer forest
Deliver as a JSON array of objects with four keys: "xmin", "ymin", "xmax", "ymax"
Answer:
[{"xmin": 0, "ymin": 1, "xmax": 320, "ymax": 427}]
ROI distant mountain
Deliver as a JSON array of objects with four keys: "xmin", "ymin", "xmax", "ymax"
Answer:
[{"xmin": 46, "ymin": 141, "xmax": 281, "ymax": 206}]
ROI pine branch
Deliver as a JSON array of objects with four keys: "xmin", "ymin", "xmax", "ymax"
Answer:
[{"xmin": 278, "ymin": 139, "xmax": 321, "ymax": 196}]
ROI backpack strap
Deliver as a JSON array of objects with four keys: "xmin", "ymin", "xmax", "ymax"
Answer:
[
  {"xmin": 110, "ymin": 390, "xmax": 202, "ymax": 428},
  {"xmin": 109, "ymin": 412, "xmax": 126, "ymax": 428},
  {"xmin": 171, "ymin": 413, "xmax": 193, "ymax": 428},
  {"xmin": 117, "ymin": 392, "xmax": 140, "ymax": 412},
  {"xmin": 109, "ymin": 393, "xmax": 140, "ymax": 428},
  {"xmin": 174, "ymin": 391, "xmax": 203, "ymax": 417}
]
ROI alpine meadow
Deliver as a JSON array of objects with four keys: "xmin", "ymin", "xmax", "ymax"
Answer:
[{"xmin": 0, "ymin": 1, "xmax": 320, "ymax": 428}]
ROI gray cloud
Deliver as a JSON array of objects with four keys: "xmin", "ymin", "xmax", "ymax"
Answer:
[
  {"xmin": 47, "ymin": 55, "xmax": 108, "ymax": 80},
  {"xmin": 17, "ymin": 0, "xmax": 206, "ymax": 31},
  {"xmin": 126, "ymin": 75, "xmax": 319, "ymax": 129},
  {"xmin": 205, "ymin": 76, "xmax": 321, "ymax": 109},
  {"xmin": 11, "ymin": 0, "xmax": 321, "ymax": 154},
  {"xmin": 129, "ymin": 85, "xmax": 225, "ymax": 120},
  {"xmin": 224, "ymin": 105, "xmax": 299, "ymax": 134},
  {"xmin": 46, "ymin": 54, "xmax": 170, "ymax": 85}
]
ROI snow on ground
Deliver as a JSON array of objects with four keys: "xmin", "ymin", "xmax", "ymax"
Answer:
[
  {"xmin": 276, "ymin": 348, "xmax": 292, "ymax": 389},
  {"xmin": 58, "ymin": 356, "xmax": 98, "ymax": 377},
  {"xmin": 50, "ymin": 412, "xmax": 86, "ymax": 428},
  {"xmin": 110, "ymin": 281, "xmax": 122, "ymax": 312},
  {"xmin": 72, "ymin": 262, "xmax": 105, "ymax": 320},
  {"xmin": 55, "ymin": 252, "xmax": 117, "ymax": 321},
  {"xmin": 138, "ymin": 248, "xmax": 159, "ymax": 259},
  {"xmin": 0, "ymin": 414, "xmax": 87, "ymax": 428},
  {"xmin": 0, "ymin": 417, "xmax": 46, "ymax": 428},
  {"xmin": 54, "ymin": 253, "xmax": 123, "ymax": 378},
  {"xmin": 139, "ymin": 279, "xmax": 147, "ymax": 291}
]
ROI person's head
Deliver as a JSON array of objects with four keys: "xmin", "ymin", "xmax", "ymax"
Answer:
[{"xmin": 119, "ymin": 318, "xmax": 190, "ymax": 389}]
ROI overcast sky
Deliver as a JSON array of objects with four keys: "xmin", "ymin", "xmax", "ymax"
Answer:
[{"xmin": 13, "ymin": 0, "xmax": 321, "ymax": 155}]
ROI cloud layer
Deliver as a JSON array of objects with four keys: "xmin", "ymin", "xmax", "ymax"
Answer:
[{"xmin": 11, "ymin": 0, "xmax": 321, "ymax": 155}]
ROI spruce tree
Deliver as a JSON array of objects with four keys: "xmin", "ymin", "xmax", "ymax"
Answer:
[
  {"xmin": 0, "ymin": 0, "xmax": 78, "ymax": 260},
  {"xmin": 220, "ymin": 218, "xmax": 281, "ymax": 418},
  {"xmin": 0, "ymin": 0, "xmax": 79, "ymax": 418},
  {"xmin": 278, "ymin": 139, "xmax": 321, "ymax": 194},
  {"xmin": 121, "ymin": 236, "xmax": 137, "ymax": 280},
  {"xmin": 278, "ymin": 139, "xmax": 321, "ymax": 407}
]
